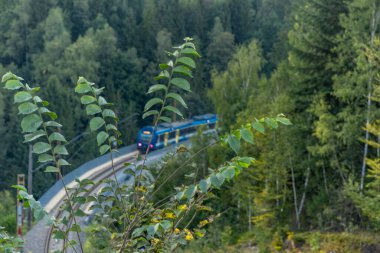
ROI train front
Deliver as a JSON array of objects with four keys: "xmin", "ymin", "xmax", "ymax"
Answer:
[{"xmin": 137, "ymin": 126, "xmax": 156, "ymax": 152}]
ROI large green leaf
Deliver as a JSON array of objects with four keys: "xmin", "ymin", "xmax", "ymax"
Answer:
[
  {"xmin": 154, "ymin": 70, "xmax": 170, "ymax": 81},
  {"xmin": 21, "ymin": 114, "xmax": 42, "ymax": 133},
  {"xmin": 77, "ymin": 76, "xmax": 88, "ymax": 84},
  {"xmin": 18, "ymin": 102, "xmax": 38, "ymax": 114},
  {"xmin": 57, "ymin": 159, "xmax": 70, "ymax": 166},
  {"xmin": 54, "ymin": 145, "xmax": 68, "ymax": 155},
  {"xmin": 33, "ymin": 96, "xmax": 43, "ymax": 103},
  {"xmin": 48, "ymin": 133, "xmax": 67, "ymax": 143},
  {"xmin": 147, "ymin": 224, "xmax": 159, "ymax": 237},
  {"xmin": 14, "ymin": 91, "xmax": 32, "ymax": 103},
  {"xmin": 221, "ymin": 167, "xmax": 236, "ymax": 180},
  {"xmin": 181, "ymin": 48, "xmax": 201, "ymax": 58},
  {"xmin": 199, "ymin": 179, "xmax": 210, "ymax": 193},
  {"xmin": 132, "ymin": 227, "xmax": 146, "ymax": 238},
  {"xmin": 147, "ymin": 84, "xmax": 167, "ymax": 94},
  {"xmin": 144, "ymin": 98, "xmax": 163, "ymax": 111},
  {"xmin": 86, "ymin": 104, "xmax": 102, "ymax": 115},
  {"xmin": 2, "ymin": 72, "xmax": 16, "ymax": 82},
  {"xmin": 90, "ymin": 117, "xmax": 105, "ymax": 132},
  {"xmin": 97, "ymin": 131, "xmax": 109, "ymax": 146},
  {"xmin": 265, "ymin": 117, "xmax": 278, "ymax": 129},
  {"xmin": 106, "ymin": 124, "xmax": 118, "ymax": 132},
  {"xmin": 173, "ymin": 65, "xmax": 193, "ymax": 77},
  {"xmin": 160, "ymin": 220, "xmax": 172, "ymax": 231},
  {"xmin": 160, "ymin": 116, "xmax": 172, "ymax": 123},
  {"xmin": 45, "ymin": 121, "xmax": 62, "ymax": 128},
  {"xmin": 276, "ymin": 114, "xmax": 292, "ymax": 125},
  {"xmin": 236, "ymin": 157, "xmax": 255, "ymax": 168},
  {"xmin": 167, "ymin": 93, "xmax": 187, "ymax": 108},
  {"xmin": 210, "ymin": 174, "xmax": 225, "ymax": 188},
  {"xmin": 80, "ymin": 95, "xmax": 97, "ymax": 105},
  {"xmin": 177, "ymin": 57, "xmax": 196, "ymax": 69},
  {"xmin": 170, "ymin": 78, "xmax": 190, "ymax": 91},
  {"xmin": 33, "ymin": 142, "xmax": 51, "ymax": 154},
  {"xmin": 184, "ymin": 41, "xmax": 196, "ymax": 49},
  {"xmin": 4, "ymin": 79, "xmax": 23, "ymax": 90},
  {"xmin": 39, "ymin": 107, "xmax": 51, "ymax": 114},
  {"xmin": 240, "ymin": 128, "xmax": 253, "ymax": 144},
  {"xmin": 99, "ymin": 144, "xmax": 110, "ymax": 155},
  {"xmin": 45, "ymin": 166, "xmax": 60, "ymax": 173},
  {"xmin": 98, "ymin": 96, "xmax": 109, "ymax": 106},
  {"xmin": 94, "ymin": 87, "xmax": 105, "ymax": 96},
  {"xmin": 227, "ymin": 134, "xmax": 240, "ymax": 154},
  {"xmin": 75, "ymin": 82, "xmax": 92, "ymax": 94},
  {"xmin": 38, "ymin": 154, "xmax": 54, "ymax": 163},
  {"xmin": 252, "ymin": 120, "xmax": 265, "ymax": 134},
  {"xmin": 164, "ymin": 106, "xmax": 183, "ymax": 118},
  {"xmin": 24, "ymin": 130, "xmax": 46, "ymax": 143},
  {"xmin": 102, "ymin": 109, "xmax": 116, "ymax": 119},
  {"xmin": 184, "ymin": 185, "xmax": 197, "ymax": 200},
  {"xmin": 142, "ymin": 110, "xmax": 159, "ymax": 119}
]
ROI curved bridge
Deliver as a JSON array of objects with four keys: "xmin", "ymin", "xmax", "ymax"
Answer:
[{"xmin": 23, "ymin": 143, "xmax": 183, "ymax": 253}]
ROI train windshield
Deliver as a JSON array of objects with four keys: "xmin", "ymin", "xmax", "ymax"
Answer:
[{"xmin": 140, "ymin": 130, "xmax": 152, "ymax": 143}]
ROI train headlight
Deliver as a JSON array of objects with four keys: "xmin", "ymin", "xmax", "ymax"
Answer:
[
  {"xmin": 150, "ymin": 144, "xmax": 154, "ymax": 149},
  {"xmin": 138, "ymin": 143, "xmax": 142, "ymax": 147}
]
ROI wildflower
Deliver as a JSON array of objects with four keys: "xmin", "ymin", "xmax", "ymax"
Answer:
[
  {"xmin": 164, "ymin": 212, "xmax": 176, "ymax": 219},
  {"xmin": 178, "ymin": 204, "xmax": 188, "ymax": 211},
  {"xmin": 198, "ymin": 219, "xmax": 209, "ymax": 228},
  {"xmin": 184, "ymin": 229, "xmax": 193, "ymax": 241},
  {"xmin": 151, "ymin": 238, "xmax": 160, "ymax": 245}
]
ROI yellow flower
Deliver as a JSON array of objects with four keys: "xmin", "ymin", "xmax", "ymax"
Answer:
[
  {"xmin": 164, "ymin": 212, "xmax": 176, "ymax": 219},
  {"xmin": 178, "ymin": 204, "xmax": 188, "ymax": 211},
  {"xmin": 185, "ymin": 233, "xmax": 194, "ymax": 241},
  {"xmin": 184, "ymin": 229, "xmax": 194, "ymax": 241},
  {"xmin": 151, "ymin": 218, "xmax": 160, "ymax": 223},
  {"xmin": 174, "ymin": 228, "xmax": 180, "ymax": 234},
  {"xmin": 287, "ymin": 231, "xmax": 294, "ymax": 240},
  {"xmin": 199, "ymin": 219, "xmax": 209, "ymax": 228},
  {"xmin": 151, "ymin": 238, "xmax": 160, "ymax": 245}
]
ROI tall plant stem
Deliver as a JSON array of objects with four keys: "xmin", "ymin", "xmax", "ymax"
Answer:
[{"xmin": 34, "ymin": 97, "xmax": 84, "ymax": 253}]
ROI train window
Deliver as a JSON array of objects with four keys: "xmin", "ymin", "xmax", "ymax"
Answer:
[
  {"xmin": 169, "ymin": 131, "xmax": 176, "ymax": 139},
  {"xmin": 159, "ymin": 134, "xmax": 165, "ymax": 142},
  {"xmin": 140, "ymin": 133, "xmax": 152, "ymax": 143},
  {"xmin": 209, "ymin": 123, "xmax": 215, "ymax": 129},
  {"xmin": 180, "ymin": 128, "xmax": 188, "ymax": 135}
]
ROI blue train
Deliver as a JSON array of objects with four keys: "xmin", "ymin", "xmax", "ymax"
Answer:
[{"xmin": 137, "ymin": 114, "xmax": 217, "ymax": 151}]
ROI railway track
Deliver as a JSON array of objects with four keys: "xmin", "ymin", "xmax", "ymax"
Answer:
[{"xmin": 44, "ymin": 151, "xmax": 138, "ymax": 253}]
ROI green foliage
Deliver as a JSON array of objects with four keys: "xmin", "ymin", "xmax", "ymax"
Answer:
[
  {"xmin": 209, "ymin": 40, "xmax": 264, "ymax": 128},
  {"xmin": 0, "ymin": 226, "xmax": 23, "ymax": 253},
  {"xmin": 0, "ymin": 36, "xmax": 291, "ymax": 252},
  {"xmin": 0, "ymin": 191, "xmax": 16, "ymax": 234},
  {"xmin": 1, "ymin": 72, "xmax": 70, "ymax": 174},
  {"xmin": 2, "ymin": 72, "xmax": 86, "ymax": 251},
  {"xmin": 75, "ymin": 77, "xmax": 121, "ymax": 155},
  {"xmin": 143, "ymin": 37, "xmax": 200, "ymax": 123}
]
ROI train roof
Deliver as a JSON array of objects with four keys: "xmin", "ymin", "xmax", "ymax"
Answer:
[
  {"xmin": 192, "ymin": 113, "xmax": 216, "ymax": 120},
  {"xmin": 140, "ymin": 114, "xmax": 217, "ymax": 134}
]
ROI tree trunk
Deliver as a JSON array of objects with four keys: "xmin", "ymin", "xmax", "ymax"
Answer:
[{"xmin": 361, "ymin": 7, "xmax": 380, "ymax": 190}]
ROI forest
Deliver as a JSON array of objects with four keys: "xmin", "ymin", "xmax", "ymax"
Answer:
[{"xmin": 1, "ymin": 0, "xmax": 380, "ymax": 252}]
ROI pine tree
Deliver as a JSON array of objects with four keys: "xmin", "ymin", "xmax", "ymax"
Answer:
[{"xmin": 209, "ymin": 40, "xmax": 264, "ymax": 128}]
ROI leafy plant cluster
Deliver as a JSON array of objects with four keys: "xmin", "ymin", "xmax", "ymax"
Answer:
[
  {"xmin": 1, "ymin": 38, "xmax": 289, "ymax": 253},
  {"xmin": 0, "ymin": 226, "xmax": 23, "ymax": 253}
]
